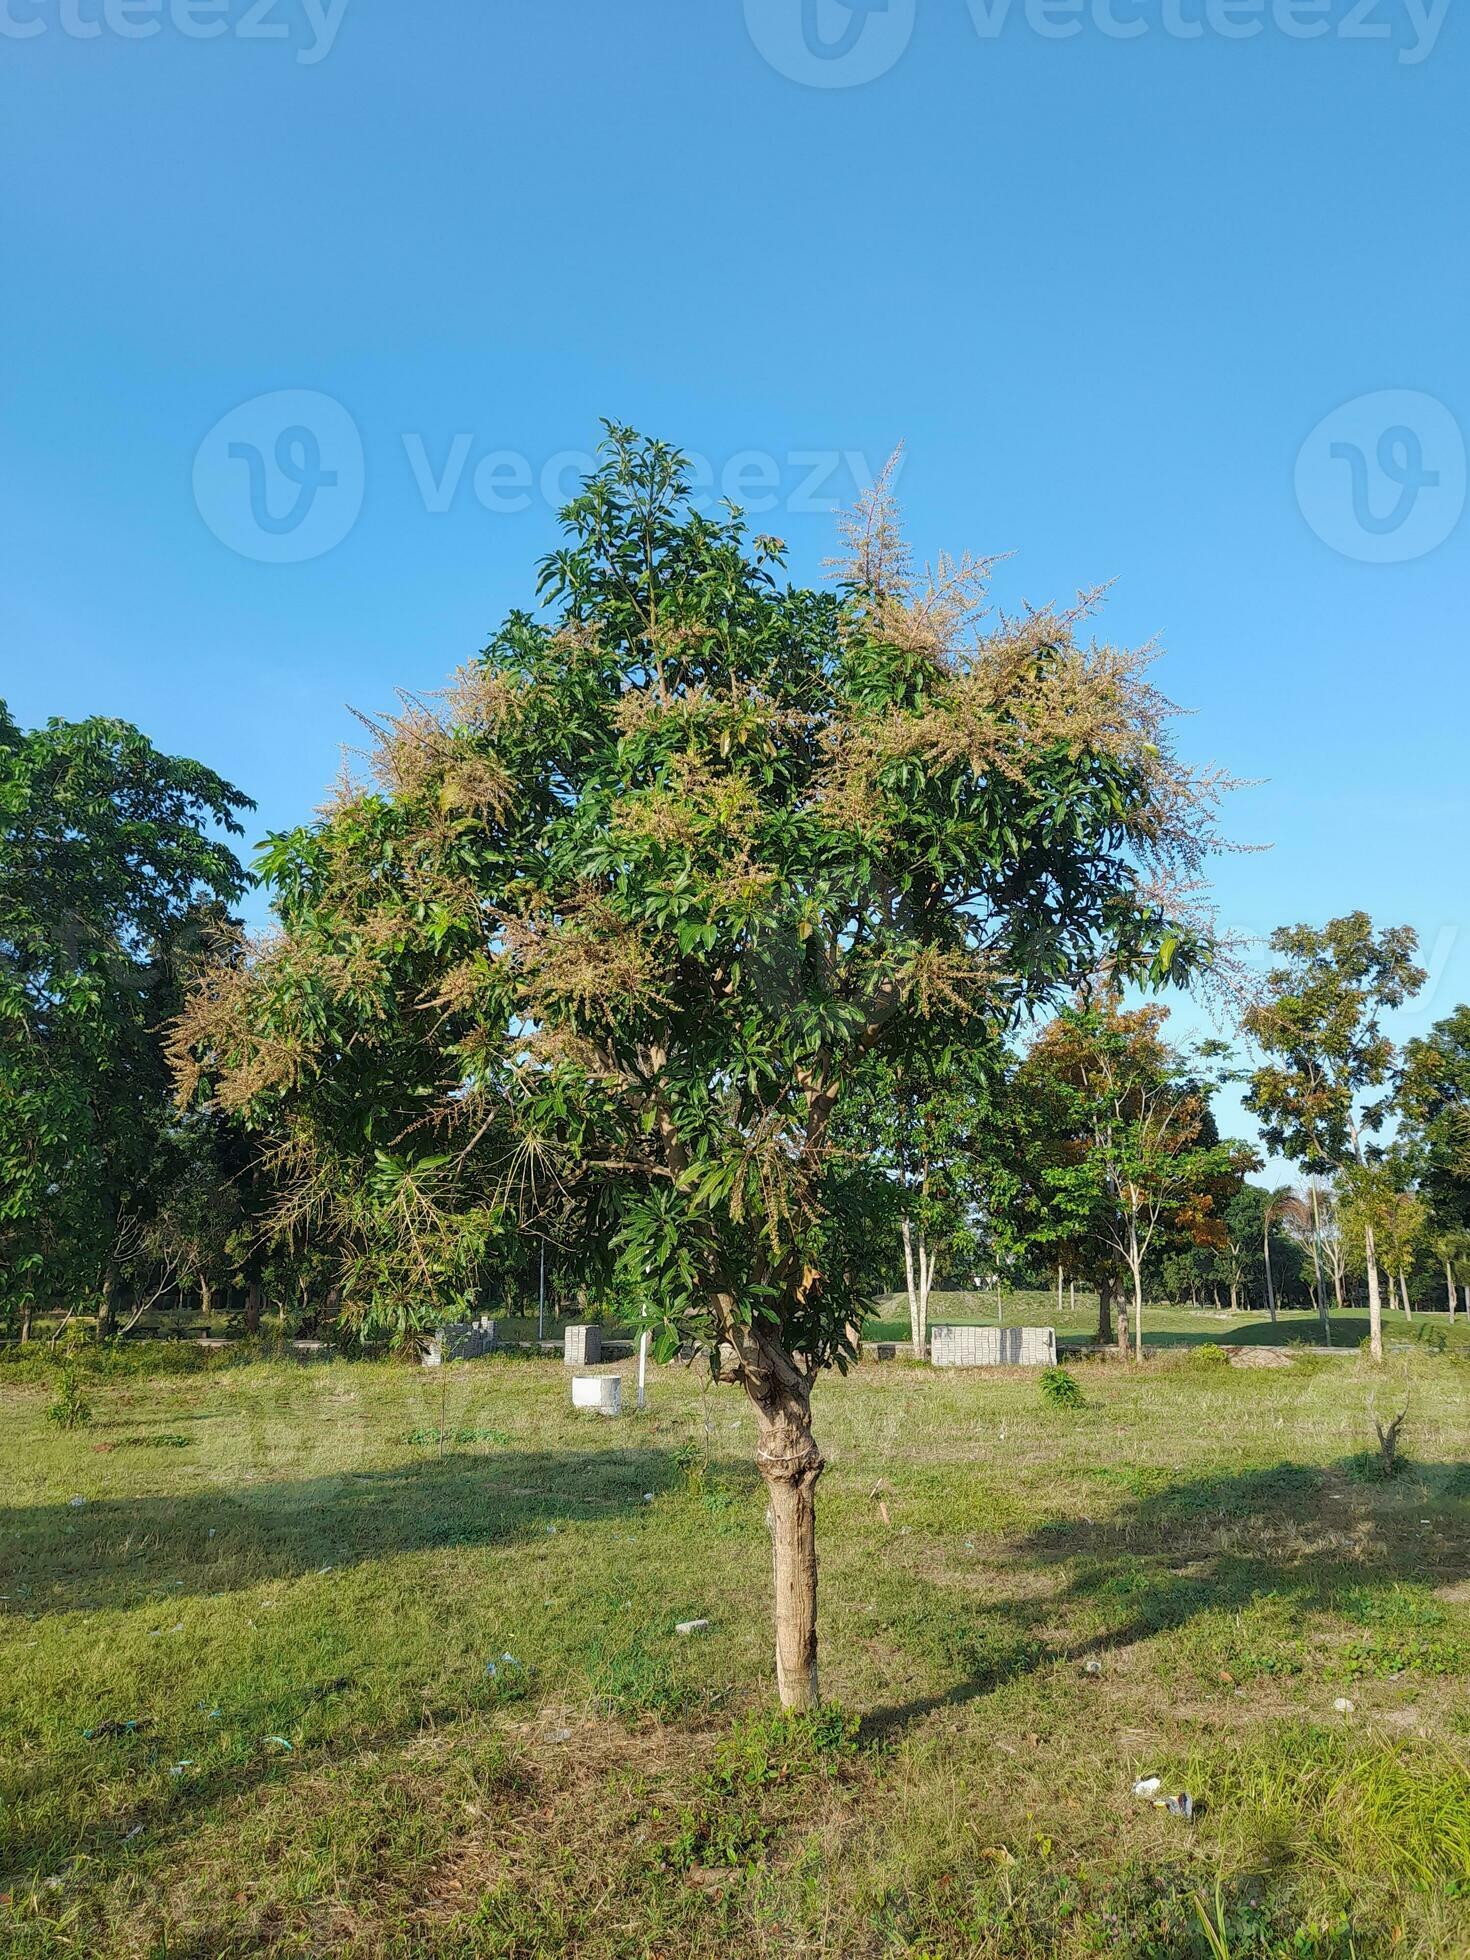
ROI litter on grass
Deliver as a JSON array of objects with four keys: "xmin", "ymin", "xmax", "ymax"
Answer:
[
  {"xmin": 1132, "ymin": 1777, "xmax": 1162, "ymax": 1798},
  {"xmin": 675, "ymin": 1619, "xmax": 710, "ymax": 1636}
]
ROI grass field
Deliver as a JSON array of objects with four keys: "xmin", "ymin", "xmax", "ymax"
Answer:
[{"xmin": 3, "ymin": 1324, "xmax": 1469, "ymax": 1958}]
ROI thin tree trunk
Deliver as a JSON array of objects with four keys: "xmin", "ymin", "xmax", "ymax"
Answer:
[
  {"xmin": 48, "ymin": 1301, "xmax": 80, "ymax": 1354},
  {"xmin": 1445, "ymin": 1259, "xmax": 1456, "ymax": 1318},
  {"xmin": 1057, "ymin": 1265, "xmax": 1063, "ymax": 1317},
  {"xmin": 97, "ymin": 1265, "xmax": 120, "ymax": 1341},
  {"xmin": 1229, "ymin": 1279, "xmax": 1239, "ymax": 1313},
  {"xmin": 1309, "ymin": 1185, "xmax": 1330, "ymax": 1345},
  {"xmin": 1096, "ymin": 1273, "xmax": 1113, "ymax": 1347},
  {"xmin": 1365, "ymin": 1223, "xmax": 1384, "ymax": 1364},
  {"xmin": 1069, "ymin": 1278, "xmax": 1076, "ymax": 1315},
  {"xmin": 752, "ymin": 1382, "xmax": 823, "ymax": 1711},
  {"xmin": 918, "ymin": 1238, "xmax": 934, "ymax": 1359},
  {"xmin": 1263, "ymin": 1219, "xmax": 1277, "ymax": 1325},
  {"xmin": 1129, "ymin": 1222, "xmax": 1144, "ymax": 1361},
  {"xmin": 19, "ymin": 1299, "xmax": 33, "ymax": 1343},
  {"xmin": 1398, "ymin": 1269, "xmax": 1411, "ymax": 1319},
  {"xmin": 900, "ymin": 1217, "xmax": 919, "ymax": 1357}
]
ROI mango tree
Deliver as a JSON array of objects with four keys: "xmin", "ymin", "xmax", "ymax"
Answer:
[{"xmin": 177, "ymin": 429, "xmax": 1226, "ymax": 1707}]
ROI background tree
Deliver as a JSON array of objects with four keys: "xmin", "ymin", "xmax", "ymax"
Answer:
[
  {"xmin": 1429, "ymin": 1226, "xmax": 1470, "ymax": 1319},
  {"xmin": 830, "ymin": 1041, "xmax": 1006, "ymax": 1355},
  {"xmin": 0, "ymin": 703, "xmax": 249, "ymax": 1341},
  {"xmin": 178, "ymin": 430, "xmax": 1229, "ymax": 1708},
  {"xmin": 1212, "ymin": 1183, "xmax": 1303, "ymax": 1320},
  {"xmin": 1243, "ymin": 914, "xmax": 1426, "ymax": 1361},
  {"xmin": 1014, "ymin": 998, "xmax": 1246, "ymax": 1357},
  {"xmin": 1397, "ymin": 1006, "xmax": 1470, "ymax": 1251}
]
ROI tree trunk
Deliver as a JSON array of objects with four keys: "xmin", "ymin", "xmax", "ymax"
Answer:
[
  {"xmin": 752, "ymin": 1383, "xmax": 823, "ymax": 1711},
  {"xmin": 1229, "ymin": 1279, "xmax": 1239, "ymax": 1313},
  {"xmin": 1398, "ymin": 1268, "xmax": 1411, "ymax": 1318},
  {"xmin": 19, "ymin": 1298, "xmax": 33, "ymax": 1343},
  {"xmin": 1445, "ymin": 1259, "xmax": 1456, "ymax": 1318},
  {"xmin": 1364, "ymin": 1223, "xmax": 1384, "ymax": 1364},
  {"xmin": 97, "ymin": 1266, "xmax": 120, "ymax": 1341},
  {"xmin": 245, "ymin": 1281, "xmax": 263, "ymax": 1336},
  {"xmin": 1308, "ymin": 1185, "xmax": 1330, "ymax": 1345},
  {"xmin": 1262, "ymin": 1220, "xmax": 1277, "ymax": 1325},
  {"xmin": 918, "ymin": 1238, "xmax": 934, "ymax": 1359},
  {"xmin": 900, "ymin": 1217, "xmax": 920, "ymax": 1357},
  {"xmin": 1095, "ymin": 1273, "xmax": 1113, "ymax": 1347},
  {"xmin": 1128, "ymin": 1223, "xmax": 1144, "ymax": 1361},
  {"xmin": 1056, "ymin": 1265, "xmax": 1063, "ymax": 1317}
]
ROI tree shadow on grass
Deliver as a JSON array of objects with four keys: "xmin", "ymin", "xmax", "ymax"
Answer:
[
  {"xmin": 0, "ymin": 1444, "xmax": 761, "ymax": 1895},
  {"xmin": 861, "ymin": 1455, "xmax": 1470, "ymax": 1738},
  {"xmin": 0, "ymin": 1448, "xmax": 682, "ymax": 1619}
]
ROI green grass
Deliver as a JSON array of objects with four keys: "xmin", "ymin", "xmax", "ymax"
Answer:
[{"xmin": 2, "ymin": 1338, "xmax": 1469, "ymax": 1956}]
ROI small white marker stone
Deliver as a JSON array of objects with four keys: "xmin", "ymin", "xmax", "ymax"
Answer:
[{"xmin": 675, "ymin": 1618, "xmax": 710, "ymax": 1636}]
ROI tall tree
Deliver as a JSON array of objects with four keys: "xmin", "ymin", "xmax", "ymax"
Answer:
[
  {"xmin": 1014, "ymin": 999, "xmax": 1247, "ymax": 1357},
  {"xmin": 1243, "ymin": 914, "xmax": 1425, "ymax": 1362},
  {"xmin": 178, "ymin": 430, "xmax": 1228, "ymax": 1708},
  {"xmin": 0, "ymin": 703, "xmax": 249, "ymax": 1339},
  {"xmin": 1397, "ymin": 1006, "xmax": 1470, "ymax": 1233}
]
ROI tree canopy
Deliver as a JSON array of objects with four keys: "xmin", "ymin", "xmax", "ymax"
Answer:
[
  {"xmin": 0, "ymin": 703, "xmax": 250, "ymax": 1335},
  {"xmin": 176, "ymin": 426, "xmax": 1231, "ymax": 1705}
]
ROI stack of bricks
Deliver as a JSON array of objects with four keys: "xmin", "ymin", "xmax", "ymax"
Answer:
[{"xmin": 930, "ymin": 1325, "xmax": 1057, "ymax": 1368}]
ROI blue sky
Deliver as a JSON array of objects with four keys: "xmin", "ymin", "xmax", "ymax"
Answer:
[{"xmin": 2, "ymin": 0, "xmax": 1466, "ymax": 1156}]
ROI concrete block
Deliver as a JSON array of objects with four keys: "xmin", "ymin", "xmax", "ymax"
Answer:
[
  {"xmin": 570, "ymin": 1373, "xmax": 622, "ymax": 1415},
  {"xmin": 423, "ymin": 1318, "xmax": 497, "ymax": 1365},
  {"xmin": 563, "ymin": 1323, "xmax": 601, "ymax": 1366},
  {"xmin": 930, "ymin": 1324, "xmax": 1057, "ymax": 1368}
]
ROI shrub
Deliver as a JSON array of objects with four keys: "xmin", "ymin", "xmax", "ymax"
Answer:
[
  {"xmin": 46, "ymin": 1361, "xmax": 92, "ymax": 1429},
  {"xmin": 1040, "ymin": 1364, "xmax": 1084, "ymax": 1409}
]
